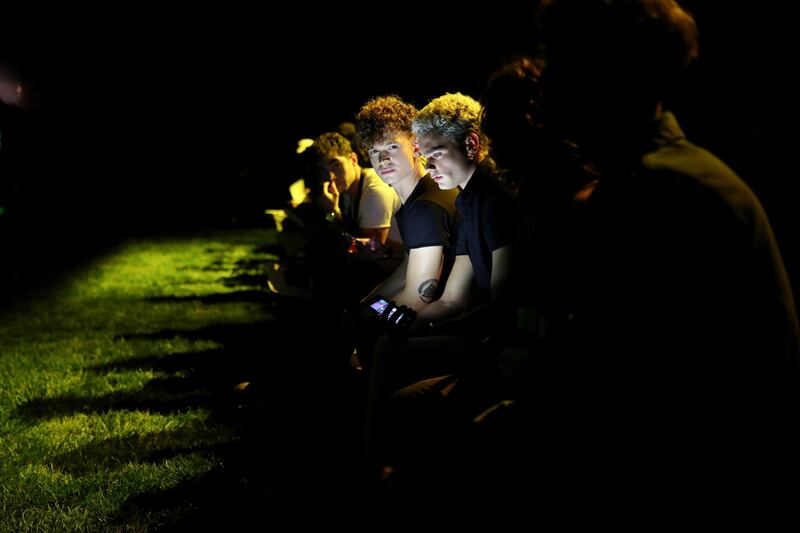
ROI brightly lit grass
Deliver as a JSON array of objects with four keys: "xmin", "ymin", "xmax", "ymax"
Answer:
[{"xmin": 0, "ymin": 228, "xmax": 277, "ymax": 532}]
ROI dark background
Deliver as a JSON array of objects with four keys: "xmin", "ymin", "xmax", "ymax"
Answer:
[{"xmin": 1, "ymin": 1, "xmax": 797, "ymax": 283}]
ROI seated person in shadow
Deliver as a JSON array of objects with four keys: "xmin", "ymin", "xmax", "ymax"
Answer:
[
  {"xmin": 306, "ymin": 131, "xmax": 405, "ymax": 298},
  {"xmin": 270, "ymin": 138, "xmax": 395, "ymax": 301},
  {"xmin": 308, "ymin": 131, "xmax": 402, "ymax": 252},
  {"xmin": 477, "ymin": 0, "xmax": 800, "ymax": 512}
]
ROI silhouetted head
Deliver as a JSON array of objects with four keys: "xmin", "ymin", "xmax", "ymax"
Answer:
[
  {"xmin": 339, "ymin": 120, "xmax": 370, "ymax": 167},
  {"xmin": 481, "ymin": 56, "xmax": 543, "ymax": 173},
  {"xmin": 538, "ymin": 0, "xmax": 698, "ymax": 157},
  {"xmin": 293, "ymin": 147, "xmax": 330, "ymax": 199},
  {"xmin": 481, "ymin": 55, "xmax": 597, "ymax": 204}
]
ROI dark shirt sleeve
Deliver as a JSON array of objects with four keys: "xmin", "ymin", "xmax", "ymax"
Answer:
[{"xmin": 404, "ymin": 200, "xmax": 452, "ymax": 250}]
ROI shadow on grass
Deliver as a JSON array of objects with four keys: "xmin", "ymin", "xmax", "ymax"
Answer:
[
  {"xmin": 16, "ymin": 375, "xmax": 216, "ymax": 420},
  {"xmin": 115, "ymin": 320, "xmax": 285, "ymax": 351},
  {"xmin": 17, "ymin": 303, "xmax": 332, "ymax": 420},
  {"xmin": 145, "ymin": 289, "xmax": 271, "ymax": 305},
  {"xmin": 17, "ymin": 323, "xmax": 296, "ymax": 422},
  {"xmin": 109, "ymin": 405, "xmax": 370, "ymax": 531},
  {"xmin": 220, "ymin": 273, "xmax": 269, "ymax": 288},
  {"xmin": 112, "ymin": 465, "xmax": 275, "ymax": 531},
  {"xmin": 174, "ymin": 255, "xmax": 275, "ymax": 273},
  {"xmin": 174, "ymin": 264, "xmax": 230, "ymax": 272},
  {"xmin": 89, "ymin": 347, "xmax": 235, "ymax": 375},
  {"xmin": 234, "ymin": 257, "xmax": 277, "ymax": 270},
  {"xmin": 48, "ymin": 421, "xmax": 236, "ymax": 476}
]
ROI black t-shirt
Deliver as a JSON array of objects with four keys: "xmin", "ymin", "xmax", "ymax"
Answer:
[
  {"xmin": 394, "ymin": 175, "xmax": 459, "ymax": 296},
  {"xmin": 454, "ymin": 160, "xmax": 517, "ymax": 291},
  {"xmin": 395, "ymin": 175, "xmax": 458, "ymax": 251}
]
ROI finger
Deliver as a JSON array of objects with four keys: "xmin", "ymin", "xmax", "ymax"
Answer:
[
  {"xmin": 381, "ymin": 301, "xmax": 396, "ymax": 321},
  {"xmin": 390, "ymin": 306, "xmax": 406, "ymax": 325},
  {"xmin": 395, "ymin": 313, "xmax": 410, "ymax": 329},
  {"xmin": 395, "ymin": 307, "xmax": 413, "ymax": 328}
]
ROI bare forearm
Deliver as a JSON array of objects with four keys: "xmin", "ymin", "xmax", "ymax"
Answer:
[
  {"xmin": 362, "ymin": 263, "xmax": 406, "ymax": 304},
  {"xmin": 357, "ymin": 227, "xmax": 390, "ymax": 246},
  {"xmin": 391, "ymin": 286, "xmax": 431, "ymax": 311},
  {"xmin": 417, "ymin": 298, "xmax": 464, "ymax": 322},
  {"xmin": 436, "ymin": 299, "xmax": 514, "ymax": 339}
]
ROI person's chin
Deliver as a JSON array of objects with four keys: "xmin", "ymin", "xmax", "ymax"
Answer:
[{"xmin": 434, "ymin": 177, "xmax": 453, "ymax": 190}]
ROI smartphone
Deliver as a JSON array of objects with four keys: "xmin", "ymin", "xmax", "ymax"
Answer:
[{"xmin": 369, "ymin": 297, "xmax": 397, "ymax": 319}]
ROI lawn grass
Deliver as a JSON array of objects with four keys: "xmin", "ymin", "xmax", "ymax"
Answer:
[{"xmin": 0, "ymin": 228, "xmax": 278, "ymax": 532}]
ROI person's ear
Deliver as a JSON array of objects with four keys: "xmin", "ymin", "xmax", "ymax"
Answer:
[
  {"xmin": 349, "ymin": 151, "xmax": 358, "ymax": 165},
  {"xmin": 412, "ymin": 137, "xmax": 421, "ymax": 157},
  {"xmin": 465, "ymin": 132, "xmax": 480, "ymax": 161}
]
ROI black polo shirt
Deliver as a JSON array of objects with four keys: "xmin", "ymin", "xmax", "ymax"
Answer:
[{"xmin": 454, "ymin": 160, "xmax": 517, "ymax": 291}]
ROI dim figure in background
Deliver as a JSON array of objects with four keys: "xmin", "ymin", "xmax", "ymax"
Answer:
[
  {"xmin": 309, "ymin": 131, "xmax": 401, "ymax": 249},
  {"xmin": 492, "ymin": 0, "xmax": 800, "ymax": 510}
]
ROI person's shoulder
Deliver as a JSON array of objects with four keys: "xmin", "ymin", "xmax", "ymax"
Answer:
[
  {"xmin": 481, "ymin": 172, "xmax": 516, "ymax": 201},
  {"xmin": 362, "ymin": 168, "xmax": 383, "ymax": 186},
  {"xmin": 417, "ymin": 176, "xmax": 459, "ymax": 206},
  {"xmin": 361, "ymin": 168, "xmax": 396, "ymax": 193},
  {"xmin": 409, "ymin": 196, "xmax": 451, "ymax": 219},
  {"xmin": 643, "ymin": 139, "xmax": 758, "ymax": 213},
  {"xmin": 644, "ymin": 113, "xmax": 738, "ymax": 184},
  {"xmin": 472, "ymin": 162, "xmax": 516, "ymax": 207}
]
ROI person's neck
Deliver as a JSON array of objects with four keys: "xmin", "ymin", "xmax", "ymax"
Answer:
[
  {"xmin": 459, "ymin": 158, "xmax": 480, "ymax": 190},
  {"xmin": 393, "ymin": 162, "xmax": 426, "ymax": 204},
  {"xmin": 343, "ymin": 165, "xmax": 362, "ymax": 197},
  {"xmin": 583, "ymin": 102, "xmax": 663, "ymax": 177}
]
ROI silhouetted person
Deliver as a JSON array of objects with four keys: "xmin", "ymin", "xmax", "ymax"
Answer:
[
  {"xmin": 339, "ymin": 121, "xmax": 371, "ymax": 168},
  {"xmin": 503, "ymin": 0, "xmax": 800, "ymax": 511}
]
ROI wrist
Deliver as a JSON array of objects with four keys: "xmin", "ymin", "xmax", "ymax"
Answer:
[{"xmin": 325, "ymin": 208, "xmax": 342, "ymax": 222}]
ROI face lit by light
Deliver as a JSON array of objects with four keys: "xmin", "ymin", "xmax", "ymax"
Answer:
[
  {"xmin": 319, "ymin": 151, "xmax": 358, "ymax": 193},
  {"xmin": 418, "ymin": 132, "xmax": 473, "ymax": 190},
  {"xmin": 368, "ymin": 131, "xmax": 417, "ymax": 186}
]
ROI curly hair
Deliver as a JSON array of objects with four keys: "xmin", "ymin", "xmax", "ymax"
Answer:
[
  {"xmin": 411, "ymin": 92, "xmax": 489, "ymax": 160},
  {"xmin": 355, "ymin": 95, "xmax": 418, "ymax": 150},
  {"xmin": 310, "ymin": 131, "xmax": 353, "ymax": 160}
]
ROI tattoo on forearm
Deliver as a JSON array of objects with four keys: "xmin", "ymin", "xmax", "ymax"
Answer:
[{"xmin": 418, "ymin": 279, "xmax": 438, "ymax": 303}]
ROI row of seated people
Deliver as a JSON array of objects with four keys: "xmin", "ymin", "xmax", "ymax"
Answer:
[{"xmin": 264, "ymin": 0, "xmax": 800, "ymax": 517}]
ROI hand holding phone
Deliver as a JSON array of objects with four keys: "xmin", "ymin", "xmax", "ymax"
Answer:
[
  {"xmin": 369, "ymin": 297, "xmax": 395, "ymax": 317},
  {"xmin": 367, "ymin": 295, "xmax": 416, "ymax": 337}
]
